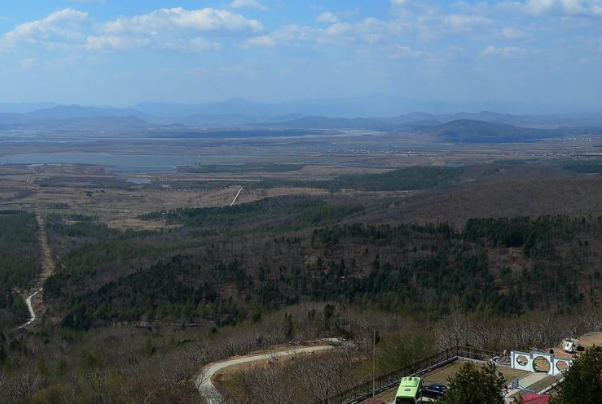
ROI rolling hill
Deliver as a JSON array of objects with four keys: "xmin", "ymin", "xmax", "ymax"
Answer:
[
  {"xmin": 409, "ymin": 119, "xmax": 559, "ymax": 143},
  {"xmin": 0, "ymin": 101, "xmax": 600, "ymax": 142},
  {"xmin": 0, "ymin": 105, "xmax": 149, "ymax": 130}
]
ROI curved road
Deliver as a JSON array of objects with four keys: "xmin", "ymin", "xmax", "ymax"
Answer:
[
  {"xmin": 12, "ymin": 213, "xmax": 54, "ymax": 331},
  {"xmin": 196, "ymin": 340, "xmax": 340, "ymax": 403},
  {"xmin": 14, "ymin": 288, "xmax": 42, "ymax": 330}
]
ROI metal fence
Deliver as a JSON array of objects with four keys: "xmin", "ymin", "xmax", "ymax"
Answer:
[
  {"xmin": 314, "ymin": 346, "xmax": 501, "ymax": 404},
  {"xmin": 456, "ymin": 346, "xmax": 501, "ymax": 362}
]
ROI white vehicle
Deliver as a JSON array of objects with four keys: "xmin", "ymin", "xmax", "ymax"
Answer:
[{"xmin": 562, "ymin": 338, "xmax": 580, "ymax": 353}]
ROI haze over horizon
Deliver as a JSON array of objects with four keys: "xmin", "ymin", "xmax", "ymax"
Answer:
[
  {"xmin": 1, "ymin": 0, "xmax": 601, "ymax": 111},
  {"xmin": 4, "ymin": 3, "xmax": 602, "ymax": 404}
]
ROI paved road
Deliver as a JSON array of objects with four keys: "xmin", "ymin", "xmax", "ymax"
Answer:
[
  {"xmin": 229, "ymin": 187, "xmax": 243, "ymax": 207},
  {"xmin": 196, "ymin": 341, "xmax": 339, "ymax": 403}
]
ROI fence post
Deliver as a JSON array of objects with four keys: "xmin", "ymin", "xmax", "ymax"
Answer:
[{"xmin": 318, "ymin": 346, "xmax": 500, "ymax": 404}]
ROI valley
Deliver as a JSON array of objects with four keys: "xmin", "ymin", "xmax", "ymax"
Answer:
[
  {"xmin": 2, "ymin": 108, "xmax": 602, "ymax": 404},
  {"xmin": 4, "ymin": 1, "xmax": 602, "ymax": 402}
]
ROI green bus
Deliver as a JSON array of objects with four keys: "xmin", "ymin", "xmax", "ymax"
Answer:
[{"xmin": 395, "ymin": 377, "xmax": 423, "ymax": 404}]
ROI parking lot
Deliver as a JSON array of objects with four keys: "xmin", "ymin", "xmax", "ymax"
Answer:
[{"xmin": 367, "ymin": 360, "xmax": 529, "ymax": 404}]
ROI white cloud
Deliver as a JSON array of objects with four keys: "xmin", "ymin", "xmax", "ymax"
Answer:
[
  {"xmin": 188, "ymin": 67, "xmax": 210, "ymax": 77},
  {"xmin": 170, "ymin": 38, "xmax": 222, "ymax": 52},
  {"xmin": 501, "ymin": 27, "xmax": 530, "ymax": 40},
  {"xmin": 390, "ymin": 45, "xmax": 427, "ymax": 60},
  {"xmin": 247, "ymin": 7, "xmax": 491, "ymax": 51},
  {"xmin": 324, "ymin": 22, "xmax": 352, "ymax": 37},
  {"xmin": 88, "ymin": 8, "xmax": 260, "ymax": 53},
  {"xmin": 85, "ymin": 35, "xmax": 150, "ymax": 50},
  {"xmin": 230, "ymin": 0, "xmax": 268, "ymax": 11},
  {"xmin": 20, "ymin": 57, "xmax": 39, "ymax": 70},
  {"xmin": 244, "ymin": 24, "xmax": 313, "ymax": 48},
  {"xmin": 0, "ymin": 8, "xmax": 88, "ymax": 52},
  {"xmin": 86, "ymin": 35, "xmax": 222, "ymax": 52},
  {"xmin": 244, "ymin": 35, "xmax": 276, "ymax": 47},
  {"xmin": 244, "ymin": 17, "xmax": 402, "ymax": 49},
  {"xmin": 389, "ymin": 45, "xmax": 467, "ymax": 67},
  {"xmin": 441, "ymin": 14, "xmax": 492, "ymax": 32},
  {"xmin": 317, "ymin": 12, "xmax": 338, "ymax": 24},
  {"xmin": 0, "ymin": 8, "xmax": 241, "ymax": 55},
  {"xmin": 101, "ymin": 7, "xmax": 263, "ymax": 34},
  {"xmin": 188, "ymin": 37, "xmax": 223, "ymax": 51},
  {"xmin": 410, "ymin": 10, "xmax": 493, "ymax": 41},
  {"xmin": 480, "ymin": 45, "xmax": 526, "ymax": 58},
  {"xmin": 321, "ymin": 18, "xmax": 404, "ymax": 45},
  {"xmin": 524, "ymin": 0, "xmax": 602, "ymax": 17}
]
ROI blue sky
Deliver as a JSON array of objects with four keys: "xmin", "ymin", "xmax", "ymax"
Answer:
[{"xmin": 0, "ymin": 0, "xmax": 601, "ymax": 110}]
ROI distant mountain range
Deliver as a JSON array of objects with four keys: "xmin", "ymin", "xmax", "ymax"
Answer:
[
  {"xmin": 265, "ymin": 111, "xmax": 602, "ymax": 129},
  {"xmin": 0, "ymin": 106, "xmax": 147, "ymax": 130},
  {"xmin": 130, "ymin": 95, "xmax": 536, "ymax": 119},
  {"xmin": 0, "ymin": 99, "xmax": 601, "ymax": 142},
  {"xmin": 0, "ymin": 105, "xmax": 140, "ymax": 122},
  {"xmin": 0, "ymin": 102, "xmax": 58, "ymax": 114},
  {"xmin": 1, "ymin": 97, "xmax": 601, "ymax": 124},
  {"xmin": 261, "ymin": 116, "xmax": 602, "ymax": 142}
]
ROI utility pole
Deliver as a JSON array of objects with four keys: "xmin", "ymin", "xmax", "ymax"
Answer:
[{"xmin": 372, "ymin": 330, "xmax": 376, "ymax": 397}]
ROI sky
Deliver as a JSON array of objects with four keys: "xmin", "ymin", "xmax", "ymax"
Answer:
[{"xmin": 0, "ymin": 0, "xmax": 601, "ymax": 110}]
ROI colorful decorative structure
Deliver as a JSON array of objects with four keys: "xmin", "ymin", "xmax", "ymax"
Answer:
[{"xmin": 510, "ymin": 351, "xmax": 573, "ymax": 376}]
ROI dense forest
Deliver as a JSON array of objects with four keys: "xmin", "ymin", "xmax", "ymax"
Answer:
[
  {"xmin": 561, "ymin": 161, "xmax": 602, "ymax": 174},
  {"xmin": 38, "ymin": 197, "xmax": 602, "ymax": 330},
  {"xmin": 0, "ymin": 211, "xmax": 41, "ymax": 331},
  {"xmin": 253, "ymin": 166, "xmax": 466, "ymax": 192},
  {"xmin": 141, "ymin": 196, "xmax": 365, "ymax": 230},
  {"xmin": 2, "ymin": 177, "xmax": 602, "ymax": 403}
]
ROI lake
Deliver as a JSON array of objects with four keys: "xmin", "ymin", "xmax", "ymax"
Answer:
[
  {"xmin": 0, "ymin": 152, "xmax": 245, "ymax": 174},
  {"xmin": 126, "ymin": 177, "xmax": 152, "ymax": 184}
]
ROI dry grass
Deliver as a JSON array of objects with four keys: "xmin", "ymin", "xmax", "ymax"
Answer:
[
  {"xmin": 0, "ymin": 165, "xmax": 335, "ymax": 230},
  {"xmin": 210, "ymin": 341, "xmax": 336, "ymax": 400}
]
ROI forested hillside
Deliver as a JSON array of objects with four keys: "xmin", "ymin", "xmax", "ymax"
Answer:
[
  {"xmin": 3, "ymin": 167, "xmax": 602, "ymax": 404},
  {"xmin": 41, "ymin": 201, "xmax": 602, "ymax": 329},
  {"xmin": 141, "ymin": 196, "xmax": 364, "ymax": 229},
  {"xmin": 0, "ymin": 211, "xmax": 41, "ymax": 331},
  {"xmin": 254, "ymin": 166, "xmax": 466, "ymax": 192}
]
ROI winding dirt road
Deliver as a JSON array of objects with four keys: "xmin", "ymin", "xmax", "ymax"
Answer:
[
  {"xmin": 196, "ymin": 340, "xmax": 340, "ymax": 403},
  {"xmin": 13, "ymin": 213, "xmax": 55, "ymax": 331},
  {"xmin": 14, "ymin": 289, "xmax": 42, "ymax": 330}
]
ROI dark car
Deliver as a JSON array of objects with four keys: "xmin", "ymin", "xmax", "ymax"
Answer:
[{"xmin": 420, "ymin": 384, "xmax": 448, "ymax": 399}]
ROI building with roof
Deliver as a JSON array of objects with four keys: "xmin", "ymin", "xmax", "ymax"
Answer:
[{"xmin": 520, "ymin": 392, "xmax": 550, "ymax": 404}]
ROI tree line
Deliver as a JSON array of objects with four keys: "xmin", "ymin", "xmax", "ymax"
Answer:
[
  {"xmin": 0, "ymin": 211, "xmax": 41, "ymax": 331},
  {"xmin": 45, "ymin": 214, "xmax": 602, "ymax": 329}
]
